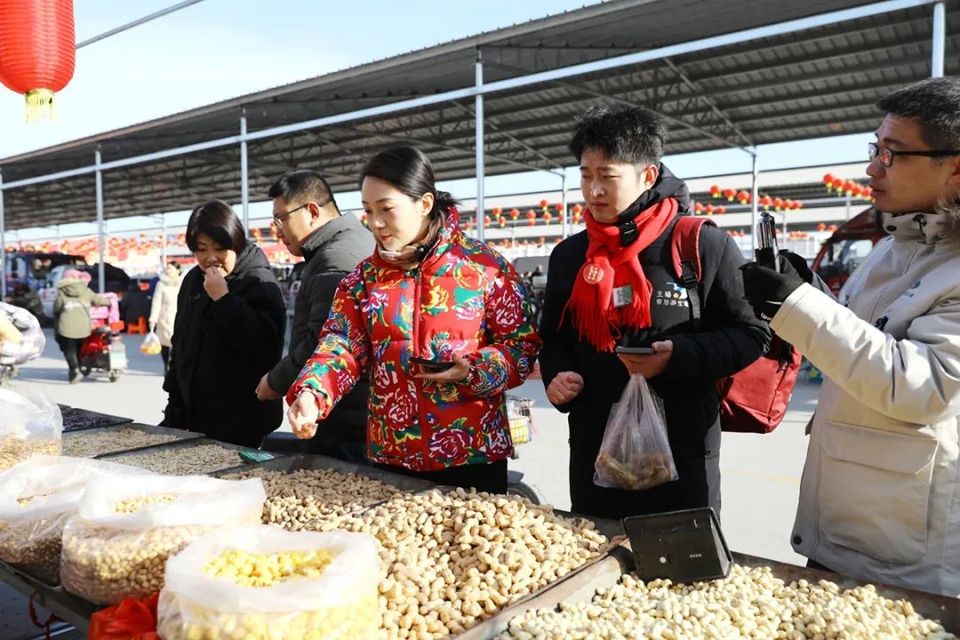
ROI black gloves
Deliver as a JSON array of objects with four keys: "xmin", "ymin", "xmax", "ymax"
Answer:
[
  {"xmin": 778, "ymin": 250, "xmax": 814, "ymax": 284},
  {"xmin": 740, "ymin": 252, "xmax": 806, "ymax": 322}
]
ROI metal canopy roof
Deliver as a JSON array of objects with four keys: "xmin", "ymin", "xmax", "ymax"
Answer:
[{"xmin": 0, "ymin": 0, "xmax": 956, "ymax": 230}]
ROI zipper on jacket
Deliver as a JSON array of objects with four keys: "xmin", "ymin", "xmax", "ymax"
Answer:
[{"xmin": 411, "ymin": 269, "xmax": 428, "ymax": 463}]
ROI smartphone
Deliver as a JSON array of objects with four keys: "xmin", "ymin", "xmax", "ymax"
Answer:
[
  {"xmin": 615, "ymin": 346, "xmax": 656, "ymax": 355},
  {"xmin": 409, "ymin": 356, "xmax": 455, "ymax": 372},
  {"xmin": 755, "ymin": 212, "xmax": 781, "ymax": 271}
]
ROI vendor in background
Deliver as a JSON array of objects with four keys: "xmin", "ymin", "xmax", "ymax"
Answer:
[
  {"xmin": 149, "ymin": 261, "xmax": 183, "ymax": 374},
  {"xmin": 286, "ymin": 147, "xmax": 541, "ymax": 493},
  {"xmin": 161, "ymin": 200, "xmax": 286, "ymax": 447}
]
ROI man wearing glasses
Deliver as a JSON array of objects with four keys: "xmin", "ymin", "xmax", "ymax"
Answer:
[
  {"xmin": 256, "ymin": 170, "xmax": 373, "ymax": 462},
  {"xmin": 742, "ymin": 77, "xmax": 960, "ymax": 596}
]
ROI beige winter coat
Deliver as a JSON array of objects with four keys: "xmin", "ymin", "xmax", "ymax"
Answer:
[
  {"xmin": 149, "ymin": 273, "xmax": 181, "ymax": 348},
  {"xmin": 771, "ymin": 209, "xmax": 960, "ymax": 597}
]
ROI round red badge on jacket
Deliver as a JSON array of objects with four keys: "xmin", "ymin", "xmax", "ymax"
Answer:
[{"xmin": 583, "ymin": 264, "xmax": 604, "ymax": 285}]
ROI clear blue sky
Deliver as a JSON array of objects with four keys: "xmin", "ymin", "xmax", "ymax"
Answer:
[{"xmin": 0, "ymin": 0, "xmax": 874, "ymax": 241}]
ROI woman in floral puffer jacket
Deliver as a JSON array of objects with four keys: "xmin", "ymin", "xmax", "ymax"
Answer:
[{"xmin": 288, "ymin": 147, "xmax": 541, "ymax": 493}]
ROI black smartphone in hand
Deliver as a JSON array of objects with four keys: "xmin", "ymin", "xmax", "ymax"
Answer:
[
  {"xmin": 409, "ymin": 356, "xmax": 455, "ymax": 372},
  {"xmin": 615, "ymin": 346, "xmax": 656, "ymax": 355}
]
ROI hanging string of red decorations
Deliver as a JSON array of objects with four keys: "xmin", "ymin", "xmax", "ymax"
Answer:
[
  {"xmin": 0, "ymin": 0, "xmax": 76, "ymax": 122},
  {"xmin": 705, "ymin": 184, "xmax": 805, "ymax": 212},
  {"xmin": 822, "ymin": 174, "xmax": 873, "ymax": 199}
]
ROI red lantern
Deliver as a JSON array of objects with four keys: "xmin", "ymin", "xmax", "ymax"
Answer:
[
  {"xmin": 705, "ymin": 204, "xmax": 715, "ymax": 215},
  {"xmin": 539, "ymin": 199, "xmax": 549, "ymax": 209},
  {"xmin": 823, "ymin": 174, "xmax": 835, "ymax": 191},
  {"xmin": 736, "ymin": 190, "xmax": 750, "ymax": 204},
  {"xmin": 543, "ymin": 212, "xmax": 553, "ymax": 225},
  {"xmin": 510, "ymin": 208, "xmax": 520, "ymax": 220},
  {"xmin": 773, "ymin": 198, "xmax": 785, "ymax": 212},
  {"xmin": 709, "ymin": 185, "xmax": 721, "ymax": 199},
  {"xmin": 572, "ymin": 203, "xmax": 584, "ymax": 215},
  {"xmin": 760, "ymin": 195, "xmax": 773, "ymax": 211},
  {"xmin": 0, "ymin": 0, "xmax": 76, "ymax": 121},
  {"xmin": 722, "ymin": 188, "xmax": 736, "ymax": 202},
  {"xmin": 694, "ymin": 202, "xmax": 705, "ymax": 214},
  {"xmin": 492, "ymin": 207, "xmax": 502, "ymax": 217},
  {"xmin": 498, "ymin": 216, "xmax": 506, "ymax": 229},
  {"xmin": 715, "ymin": 206, "xmax": 726, "ymax": 215},
  {"xmin": 828, "ymin": 224, "xmax": 838, "ymax": 232},
  {"xmin": 817, "ymin": 223, "xmax": 826, "ymax": 232}
]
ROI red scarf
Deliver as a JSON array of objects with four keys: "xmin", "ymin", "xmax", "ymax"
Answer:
[{"xmin": 563, "ymin": 198, "xmax": 678, "ymax": 352}]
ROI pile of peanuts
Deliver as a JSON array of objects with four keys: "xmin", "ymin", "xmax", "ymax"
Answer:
[
  {"xmin": 498, "ymin": 564, "xmax": 957, "ymax": 640},
  {"xmin": 61, "ymin": 492, "xmax": 211, "ymax": 604},
  {"xmin": 0, "ymin": 517, "xmax": 64, "ymax": 584},
  {"xmin": 62, "ymin": 427, "xmax": 182, "ymax": 458},
  {"xmin": 226, "ymin": 467, "xmax": 403, "ymax": 529},
  {"xmin": 0, "ymin": 437, "xmax": 61, "ymax": 470},
  {"xmin": 303, "ymin": 488, "xmax": 607, "ymax": 640},
  {"xmin": 110, "ymin": 443, "xmax": 241, "ymax": 475}
]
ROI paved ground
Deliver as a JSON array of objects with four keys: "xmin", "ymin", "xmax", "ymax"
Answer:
[{"xmin": 0, "ymin": 329, "xmax": 817, "ymax": 638}]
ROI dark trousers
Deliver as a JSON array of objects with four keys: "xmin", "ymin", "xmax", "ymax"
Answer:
[
  {"xmin": 55, "ymin": 334, "xmax": 83, "ymax": 375},
  {"xmin": 160, "ymin": 346, "xmax": 171, "ymax": 373},
  {"xmin": 377, "ymin": 459, "xmax": 508, "ymax": 494}
]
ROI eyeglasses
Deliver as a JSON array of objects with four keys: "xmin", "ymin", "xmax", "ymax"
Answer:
[
  {"xmin": 868, "ymin": 142, "xmax": 960, "ymax": 168},
  {"xmin": 271, "ymin": 203, "xmax": 308, "ymax": 229}
]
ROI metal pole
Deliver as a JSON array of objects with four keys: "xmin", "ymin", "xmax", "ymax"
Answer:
[
  {"xmin": 560, "ymin": 172, "xmax": 569, "ymax": 239},
  {"xmin": 76, "ymin": 0, "xmax": 207, "ymax": 49},
  {"xmin": 475, "ymin": 50, "xmax": 485, "ymax": 244},
  {"xmin": 932, "ymin": 2, "xmax": 946, "ymax": 77},
  {"xmin": 750, "ymin": 151, "xmax": 759, "ymax": 252},
  {"xmin": 161, "ymin": 214, "xmax": 168, "ymax": 265},
  {"xmin": 240, "ymin": 109, "xmax": 250, "ymax": 237},
  {"xmin": 95, "ymin": 148, "xmax": 106, "ymax": 294},
  {"xmin": 0, "ymin": 169, "xmax": 5, "ymax": 299}
]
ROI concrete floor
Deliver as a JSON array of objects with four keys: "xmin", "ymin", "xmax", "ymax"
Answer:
[{"xmin": 0, "ymin": 329, "xmax": 818, "ymax": 637}]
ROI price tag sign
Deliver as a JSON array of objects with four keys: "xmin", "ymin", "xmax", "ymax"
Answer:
[{"xmin": 622, "ymin": 507, "xmax": 732, "ymax": 583}]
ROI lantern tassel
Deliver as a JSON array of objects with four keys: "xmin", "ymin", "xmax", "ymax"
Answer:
[{"xmin": 25, "ymin": 89, "xmax": 56, "ymax": 123}]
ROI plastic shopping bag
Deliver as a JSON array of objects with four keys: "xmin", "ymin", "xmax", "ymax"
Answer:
[
  {"xmin": 594, "ymin": 373, "xmax": 678, "ymax": 491},
  {"xmin": 140, "ymin": 332, "xmax": 162, "ymax": 356},
  {"xmin": 89, "ymin": 592, "xmax": 160, "ymax": 640},
  {"xmin": 0, "ymin": 388, "xmax": 62, "ymax": 471},
  {"xmin": 157, "ymin": 525, "xmax": 380, "ymax": 640}
]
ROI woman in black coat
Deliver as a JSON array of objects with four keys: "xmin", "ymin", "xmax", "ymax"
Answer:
[{"xmin": 162, "ymin": 200, "xmax": 286, "ymax": 447}]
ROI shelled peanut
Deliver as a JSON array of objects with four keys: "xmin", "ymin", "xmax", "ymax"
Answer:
[
  {"xmin": 306, "ymin": 488, "xmax": 608, "ymax": 640},
  {"xmin": 0, "ymin": 437, "xmax": 61, "ymax": 470},
  {"xmin": 498, "ymin": 564, "xmax": 957, "ymax": 640},
  {"xmin": 110, "ymin": 443, "xmax": 240, "ymax": 476},
  {"xmin": 225, "ymin": 467, "xmax": 402, "ymax": 529},
  {"xmin": 204, "ymin": 548, "xmax": 334, "ymax": 587},
  {"xmin": 62, "ymin": 428, "xmax": 181, "ymax": 458}
]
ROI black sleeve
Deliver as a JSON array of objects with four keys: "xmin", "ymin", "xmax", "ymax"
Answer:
[
  {"xmin": 160, "ymin": 285, "xmax": 188, "ymax": 428},
  {"xmin": 267, "ymin": 270, "xmax": 347, "ymax": 395},
  {"xmin": 538, "ymin": 244, "xmax": 581, "ymax": 413},
  {"xmin": 209, "ymin": 277, "xmax": 286, "ymax": 351},
  {"xmin": 660, "ymin": 231, "xmax": 771, "ymax": 384}
]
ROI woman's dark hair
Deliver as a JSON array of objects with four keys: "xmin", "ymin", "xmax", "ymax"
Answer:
[
  {"xmin": 185, "ymin": 200, "xmax": 247, "ymax": 252},
  {"xmin": 359, "ymin": 146, "xmax": 458, "ymax": 219}
]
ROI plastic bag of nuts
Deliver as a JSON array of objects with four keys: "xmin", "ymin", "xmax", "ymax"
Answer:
[
  {"xmin": 157, "ymin": 525, "xmax": 380, "ymax": 640},
  {"xmin": 61, "ymin": 475, "xmax": 266, "ymax": 605},
  {"xmin": 0, "ymin": 388, "xmax": 62, "ymax": 471},
  {"xmin": 0, "ymin": 456, "xmax": 148, "ymax": 585}
]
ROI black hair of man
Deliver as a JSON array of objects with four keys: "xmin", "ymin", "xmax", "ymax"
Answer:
[
  {"xmin": 877, "ymin": 77, "xmax": 960, "ymax": 151},
  {"xmin": 185, "ymin": 199, "xmax": 247, "ymax": 253},
  {"xmin": 569, "ymin": 104, "xmax": 668, "ymax": 166},
  {"xmin": 267, "ymin": 170, "xmax": 340, "ymax": 214}
]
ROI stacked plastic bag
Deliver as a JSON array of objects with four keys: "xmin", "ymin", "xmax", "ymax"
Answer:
[
  {"xmin": 61, "ymin": 475, "xmax": 266, "ymax": 604},
  {"xmin": 158, "ymin": 525, "xmax": 380, "ymax": 640},
  {"xmin": 0, "ymin": 389, "xmax": 62, "ymax": 470}
]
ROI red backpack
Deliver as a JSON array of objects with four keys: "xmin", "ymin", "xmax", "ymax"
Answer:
[{"xmin": 670, "ymin": 216, "xmax": 801, "ymax": 434}]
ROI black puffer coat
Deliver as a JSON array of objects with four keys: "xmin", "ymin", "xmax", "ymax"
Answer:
[{"xmin": 162, "ymin": 244, "xmax": 286, "ymax": 446}]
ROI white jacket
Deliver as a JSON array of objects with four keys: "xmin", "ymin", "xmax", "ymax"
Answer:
[
  {"xmin": 149, "ymin": 273, "xmax": 181, "ymax": 348},
  {"xmin": 771, "ymin": 210, "xmax": 960, "ymax": 596}
]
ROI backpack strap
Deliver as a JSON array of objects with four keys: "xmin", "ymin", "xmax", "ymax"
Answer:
[{"xmin": 670, "ymin": 216, "xmax": 715, "ymax": 330}]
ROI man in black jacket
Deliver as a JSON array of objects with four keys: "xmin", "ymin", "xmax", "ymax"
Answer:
[
  {"xmin": 256, "ymin": 170, "xmax": 373, "ymax": 461},
  {"xmin": 540, "ymin": 105, "xmax": 770, "ymax": 519}
]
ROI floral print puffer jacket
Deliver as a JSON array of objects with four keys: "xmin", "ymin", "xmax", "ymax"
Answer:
[{"xmin": 288, "ymin": 209, "xmax": 541, "ymax": 472}]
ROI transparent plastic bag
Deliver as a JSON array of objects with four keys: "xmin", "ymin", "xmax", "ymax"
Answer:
[
  {"xmin": 594, "ymin": 373, "xmax": 678, "ymax": 491},
  {"xmin": 157, "ymin": 525, "xmax": 380, "ymax": 640},
  {"xmin": 140, "ymin": 331, "xmax": 162, "ymax": 356},
  {"xmin": 0, "ymin": 456, "xmax": 150, "ymax": 584},
  {"xmin": 0, "ymin": 388, "xmax": 62, "ymax": 470},
  {"xmin": 61, "ymin": 475, "xmax": 266, "ymax": 604}
]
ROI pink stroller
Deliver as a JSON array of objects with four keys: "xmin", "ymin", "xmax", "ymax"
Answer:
[{"xmin": 79, "ymin": 293, "xmax": 128, "ymax": 382}]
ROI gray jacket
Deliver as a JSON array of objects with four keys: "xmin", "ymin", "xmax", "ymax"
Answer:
[{"xmin": 268, "ymin": 214, "xmax": 373, "ymax": 442}]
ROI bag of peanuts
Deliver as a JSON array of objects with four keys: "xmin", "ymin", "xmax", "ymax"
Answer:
[
  {"xmin": 595, "ymin": 373, "xmax": 678, "ymax": 491},
  {"xmin": 0, "ymin": 455, "xmax": 149, "ymax": 585},
  {"xmin": 0, "ymin": 388, "xmax": 62, "ymax": 471},
  {"xmin": 157, "ymin": 525, "xmax": 380, "ymax": 640},
  {"xmin": 61, "ymin": 474, "xmax": 267, "ymax": 605}
]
